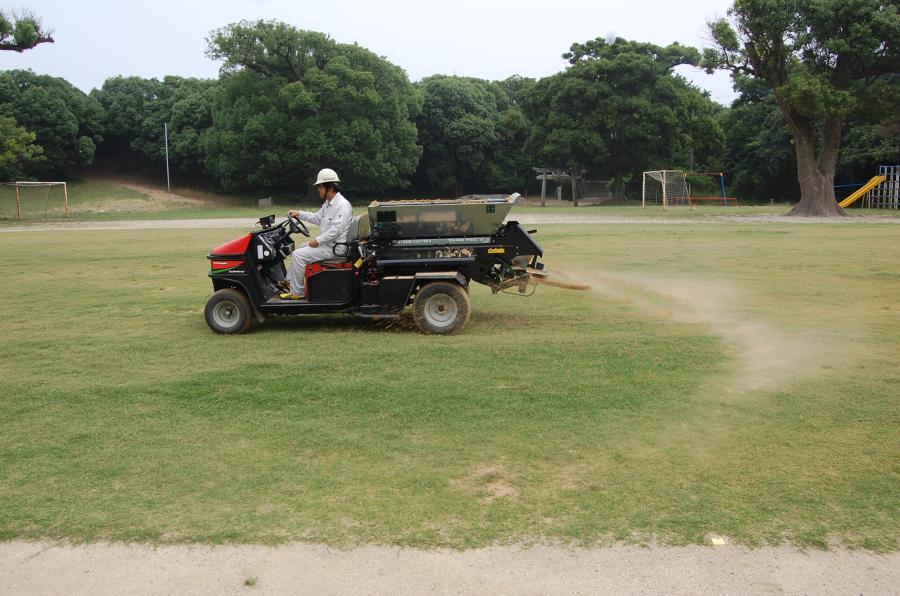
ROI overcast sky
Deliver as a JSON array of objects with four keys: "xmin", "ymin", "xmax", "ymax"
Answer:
[{"xmin": 2, "ymin": 0, "xmax": 738, "ymax": 104}]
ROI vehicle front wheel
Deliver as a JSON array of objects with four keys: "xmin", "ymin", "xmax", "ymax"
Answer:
[
  {"xmin": 412, "ymin": 282, "xmax": 471, "ymax": 335},
  {"xmin": 204, "ymin": 288, "xmax": 253, "ymax": 334}
]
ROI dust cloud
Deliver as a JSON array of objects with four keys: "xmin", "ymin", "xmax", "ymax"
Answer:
[{"xmin": 549, "ymin": 268, "xmax": 825, "ymax": 394}]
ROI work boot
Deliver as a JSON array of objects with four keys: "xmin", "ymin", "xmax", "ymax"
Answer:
[{"xmin": 279, "ymin": 291, "xmax": 306, "ymax": 300}]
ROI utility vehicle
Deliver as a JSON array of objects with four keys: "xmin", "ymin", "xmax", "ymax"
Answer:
[{"xmin": 204, "ymin": 196, "xmax": 545, "ymax": 334}]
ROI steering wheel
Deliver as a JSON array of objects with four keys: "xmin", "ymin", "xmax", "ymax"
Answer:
[{"xmin": 287, "ymin": 214, "xmax": 310, "ymax": 237}]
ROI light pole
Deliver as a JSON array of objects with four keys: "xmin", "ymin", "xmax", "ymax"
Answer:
[{"xmin": 164, "ymin": 122, "xmax": 171, "ymax": 199}]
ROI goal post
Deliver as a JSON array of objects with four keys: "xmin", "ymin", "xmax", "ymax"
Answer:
[
  {"xmin": 642, "ymin": 170, "xmax": 688, "ymax": 208},
  {"xmin": 0, "ymin": 181, "xmax": 68, "ymax": 220}
]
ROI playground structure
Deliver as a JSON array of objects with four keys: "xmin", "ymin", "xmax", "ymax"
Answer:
[
  {"xmin": 838, "ymin": 166, "xmax": 899, "ymax": 209},
  {"xmin": 0, "ymin": 181, "xmax": 69, "ymax": 220},
  {"xmin": 642, "ymin": 170, "xmax": 736, "ymax": 208},
  {"xmin": 642, "ymin": 166, "xmax": 900, "ymax": 210},
  {"xmin": 685, "ymin": 172, "xmax": 736, "ymax": 206}
]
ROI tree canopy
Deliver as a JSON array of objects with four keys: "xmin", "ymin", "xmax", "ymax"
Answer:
[
  {"xmin": 92, "ymin": 76, "xmax": 217, "ymax": 178},
  {"xmin": 0, "ymin": 70, "xmax": 104, "ymax": 179},
  {"xmin": 703, "ymin": 0, "xmax": 900, "ymax": 215},
  {"xmin": 0, "ymin": 115, "xmax": 43, "ymax": 180},
  {"xmin": 412, "ymin": 75, "xmax": 536, "ymax": 195},
  {"xmin": 720, "ymin": 77, "xmax": 800, "ymax": 201},
  {"xmin": 0, "ymin": 10, "xmax": 53, "ymax": 52},
  {"xmin": 523, "ymin": 38, "xmax": 723, "ymax": 198},
  {"xmin": 203, "ymin": 20, "xmax": 422, "ymax": 193},
  {"xmin": 415, "ymin": 76, "xmax": 495, "ymax": 195},
  {"xmin": 2, "ymin": 15, "xmax": 894, "ymax": 206}
]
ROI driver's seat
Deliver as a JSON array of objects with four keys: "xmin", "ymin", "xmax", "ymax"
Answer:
[{"xmin": 316, "ymin": 214, "xmax": 368, "ymax": 265}]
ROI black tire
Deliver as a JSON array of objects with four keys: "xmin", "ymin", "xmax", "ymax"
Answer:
[
  {"xmin": 412, "ymin": 282, "xmax": 471, "ymax": 335},
  {"xmin": 204, "ymin": 288, "xmax": 254, "ymax": 334}
]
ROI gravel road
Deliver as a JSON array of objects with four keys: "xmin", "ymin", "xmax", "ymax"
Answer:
[{"xmin": 2, "ymin": 541, "xmax": 897, "ymax": 595}]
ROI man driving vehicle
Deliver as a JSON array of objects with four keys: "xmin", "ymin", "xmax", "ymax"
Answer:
[{"xmin": 280, "ymin": 168, "xmax": 352, "ymax": 300}]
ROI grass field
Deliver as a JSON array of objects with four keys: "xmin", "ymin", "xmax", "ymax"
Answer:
[
  {"xmin": 0, "ymin": 220, "xmax": 898, "ymax": 550},
  {"xmin": 0, "ymin": 179, "xmax": 257, "ymax": 221},
  {"xmin": 3, "ymin": 178, "xmax": 899, "ymax": 223}
]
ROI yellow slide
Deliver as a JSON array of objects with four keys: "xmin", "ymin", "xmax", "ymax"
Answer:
[{"xmin": 839, "ymin": 175, "xmax": 886, "ymax": 208}]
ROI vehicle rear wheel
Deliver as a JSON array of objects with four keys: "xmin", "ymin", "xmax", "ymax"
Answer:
[
  {"xmin": 205, "ymin": 288, "xmax": 253, "ymax": 334},
  {"xmin": 412, "ymin": 282, "xmax": 471, "ymax": 334}
]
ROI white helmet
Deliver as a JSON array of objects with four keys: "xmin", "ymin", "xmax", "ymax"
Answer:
[{"xmin": 315, "ymin": 168, "xmax": 340, "ymax": 185}]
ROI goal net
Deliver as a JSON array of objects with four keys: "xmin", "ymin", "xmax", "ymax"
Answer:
[
  {"xmin": 642, "ymin": 170, "xmax": 688, "ymax": 208},
  {"xmin": 578, "ymin": 179, "xmax": 613, "ymax": 201},
  {"xmin": 0, "ymin": 182, "xmax": 69, "ymax": 220}
]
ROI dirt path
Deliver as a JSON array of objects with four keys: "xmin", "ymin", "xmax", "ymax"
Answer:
[
  {"xmin": 2, "ymin": 541, "xmax": 896, "ymax": 595},
  {"xmin": 74, "ymin": 177, "xmax": 216, "ymax": 214}
]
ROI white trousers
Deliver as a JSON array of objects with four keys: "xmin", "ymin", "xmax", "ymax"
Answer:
[{"xmin": 288, "ymin": 244, "xmax": 335, "ymax": 294}]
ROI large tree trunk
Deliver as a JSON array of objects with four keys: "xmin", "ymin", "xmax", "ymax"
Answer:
[{"xmin": 781, "ymin": 109, "xmax": 846, "ymax": 217}]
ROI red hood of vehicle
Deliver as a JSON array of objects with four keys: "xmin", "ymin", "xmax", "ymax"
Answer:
[{"xmin": 210, "ymin": 233, "xmax": 252, "ymax": 257}]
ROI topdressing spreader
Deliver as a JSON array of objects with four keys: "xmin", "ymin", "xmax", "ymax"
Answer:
[{"xmin": 204, "ymin": 196, "xmax": 552, "ymax": 334}]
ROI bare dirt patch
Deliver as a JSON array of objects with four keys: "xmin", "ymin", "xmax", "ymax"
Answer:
[
  {"xmin": 452, "ymin": 463, "xmax": 519, "ymax": 503},
  {"xmin": 83, "ymin": 178, "xmax": 212, "ymax": 214}
]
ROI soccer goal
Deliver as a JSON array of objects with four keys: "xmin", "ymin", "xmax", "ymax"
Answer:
[
  {"xmin": 0, "ymin": 181, "xmax": 68, "ymax": 220},
  {"xmin": 642, "ymin": 170, "xmax": 688, "ymax": 208}
]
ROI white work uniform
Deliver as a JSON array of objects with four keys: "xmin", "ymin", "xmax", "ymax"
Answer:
[{"xmin": 288, "ymin": 192, "xmax": 353, "ymax": 295}]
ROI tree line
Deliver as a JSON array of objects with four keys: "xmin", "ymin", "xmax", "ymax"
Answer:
[{"xmin": 1, "ymin": 1, "xmax": 897, "ymax": 215}]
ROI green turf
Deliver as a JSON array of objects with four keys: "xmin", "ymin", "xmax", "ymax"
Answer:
[
  {"xmin": 3, "ymin": 179, "xmax": 898, "ymax": 224},
  {"xmin": 0, "ymin": 223, "xmax": 897, "ymax": 549},
  {"xmin": 0, "ymin": 179, "xmax": 149, "ymax": 219},
  {"xmin": 0, "ymin": 179, "xmax": 316, "ymax": 222}
]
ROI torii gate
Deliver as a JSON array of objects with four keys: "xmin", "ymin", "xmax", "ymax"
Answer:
[{"xmin": 533, "ymin": 167, "xmax": 580, "ymax": 207}]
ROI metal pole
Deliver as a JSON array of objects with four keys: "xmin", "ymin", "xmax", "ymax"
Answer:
[
  {"xmin": 720, "ymin": 173, "xmax": 727, "ymax": 207},
  {"xmin": 662, "ymin": 171, "xmax": 668, "ymax": 210},
  {"xmin": 892, "ymin": 165, "xmax": 899, "ymax": 210},
  {"xmin": 164, "ymin": 122, "xmax": 171, "ymax": 199},
  {"xmin": 571, "ymin": 175, "xmax": 578, "ymax": 207},
  {"xmin": 540, "ymin": 173, "xmax": 547, "ymax": 207},
  {"xmin": 642, "ymin": 172, "xmax": 646, "ymax": 208}
]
